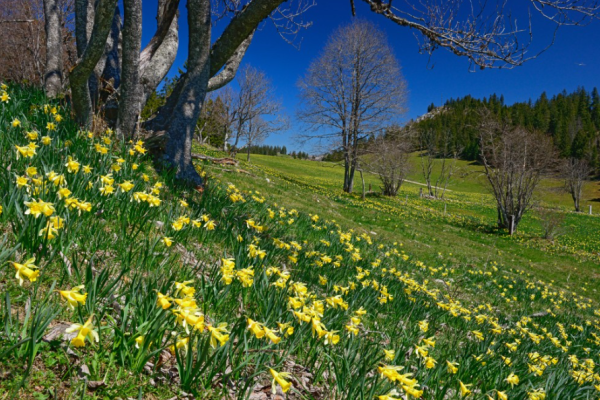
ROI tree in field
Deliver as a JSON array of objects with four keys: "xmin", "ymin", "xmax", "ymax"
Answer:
[
  {"xmin": 418, "ymin": 128, "xmax": 461, "ymax": 200},
  {"xmin": 479, "ymin": 113, "xmax": 556, "ymax": 234},
  {"xmin": 298, "ymin": 20, "xmax": 407, "ymax": 193},
  {"xmin": 37, "ymin": 0, "xmax": 598, "ymax": 186},
  {"xmin": 562, "ymin": 157, "xmax": 593, "ymax": 212},
  {"xmin": 367, "ymin": 126, "xmax": 412, "ymax": 197},
  {"xmin": 228, "ymin": 66, "xmax": 286, "ymax": 159}
]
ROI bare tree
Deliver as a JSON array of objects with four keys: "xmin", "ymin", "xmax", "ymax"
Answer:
[
  {"xmin": 217, "ymin": 87, "xmax": 235, "ymax": 151},
  {"xmin": 419, "ymin": 128, "xmax": 436, "ymax": 197},
  {"xmin": 298, "ymin": 20, "xmax": 408, "ymax": 193},
  {"xmin": 562, "ymin": 157, "xmax": 593, "ymax": 212},
  {"xmin": 242, "ymin": 115, "xmax": 287, "ymax": 161},
  {"xmin": 433, "ymin": 131, "xmax": 461, "ymax": 200},
  {"xmin": 227, "ymin": 66, "xmax": 285, "ymax": 160},
  {"xmin": 0, "ymin": 0, "xmax": 76, "ymax": 91},
  {"xmin": 367, "ymin": 127, "xmax": 412, "ymax": 196},
  {"xmin": 142, "ymin": 0, "xmax": 313, "ymax": 185},
  {"xmin": 536, "ymin": 206, "xmax": 566, "ymax": 241},
  {"xmin": 417, "ymin": 129, "xmax": 461, "ymax": 199},
  {"xmin": 70, "ymin": 0, "xmax": 118, "ymax": 126},
  {"xmin": 479, "ymin": 113, "xmax": 556, "ymax": 234}
]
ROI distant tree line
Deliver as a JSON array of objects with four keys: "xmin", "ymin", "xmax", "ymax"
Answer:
[
  {"xmin": 414, "ymin": 88, "xmax": 600, "ymax": 164},
  {"xmin": 290, "ymin": 151, "xmax": 311, "ymax": 160},
  {"xmin": 247, "ymin": 145, "xmax": 287, "ymax": 156}
]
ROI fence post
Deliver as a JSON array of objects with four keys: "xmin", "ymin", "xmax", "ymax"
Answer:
[
  {"xmin": 419, "ymin": 188, "xmax": 423, "ymax": 198},
  {"xmin": 590, "ymin": 205, "xmax": 593, "ymax": 215},
  {"xmin": 405, "ymin": 195, "xmax": 408, "ymax": 205},
  {"xmin": 444, "ymin": 203, "xmax": 447, "ymax": 215}
]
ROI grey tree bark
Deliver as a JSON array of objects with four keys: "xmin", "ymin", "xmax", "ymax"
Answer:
[
  {"xmin": 161, "ymin": 0, "xmax": 211, "ymax": 186},
  {"xmin": 43, "ymin": 0, "xmax": 63, "ymax": 98},
  {"xmin": 207, "ymin": 32, "xmax": 254, "ymax": 92},
  {"xmin": 75, "ymin": 0, "xmax": 95, "ymax": 57},
  {"xmin": 71, "ymin": 0, "xmax": 118, "ymax": 126},
  {"xmin": 100, "ymin": 9, "xmax": 122, "ymax": 89},
  {"xmin": 117, "ymin": 0, "xmax": 142, "ymax": 138},
  {"xmin": 139, "ymin": 0, "xmax": 180, "ymax": 104},
  {"xmin": 98, "ymin": 8, "xmax": 122, "ymax": 123}
]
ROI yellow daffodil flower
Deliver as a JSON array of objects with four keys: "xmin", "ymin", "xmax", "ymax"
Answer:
[
  {"xmin": 58, "ymin": 285, "xmax": 87, "ymax": 309},
  {"xmin": 207, "ymin": 322, "xmax": 229, "ymax": 348},
  {"xmin": 25, "ymin": 198, "xmax": 55, "ymax": 218},
  {"xmin": 505, "ymin": 373, "xmax": 519, "ymax": 387},
  {"xmin": 269, "ymin": 368, "xmax": 292, "ymax": 393},
  {"xmin": 459, "ymin": 381, "xmax": 472, "ymax": 397},
  {"xmin": 66, "ymin": 315, "xmax": 98, "ymax": 347},
  {"xmin": 11, "ymin": 257, "xmax": 40, "ymax": 286}
]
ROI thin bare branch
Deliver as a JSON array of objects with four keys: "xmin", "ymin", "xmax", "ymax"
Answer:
[{"xmin": 358, "ymin": 0, "xmax": 600, "ymax": 70}]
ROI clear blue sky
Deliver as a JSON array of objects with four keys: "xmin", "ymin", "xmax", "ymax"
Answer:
[{"xmin": 140, "ymin": 1, "xmax": 600, "ymax": 150}]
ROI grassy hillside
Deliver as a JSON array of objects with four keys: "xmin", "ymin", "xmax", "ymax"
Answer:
[
  {"xmin": 2, "ymin": 86, "xmax": 600, "ymax": 400},
  {"xmin": 207, "ymin": 152, "xmax": 600, "ymax": 297}
]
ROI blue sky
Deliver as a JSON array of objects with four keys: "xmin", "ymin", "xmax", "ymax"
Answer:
[{"xmin": 140, "ymin": 1, "xmax": 600, "ymax": 150}]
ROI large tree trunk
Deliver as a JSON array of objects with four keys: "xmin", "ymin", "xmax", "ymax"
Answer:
[
  {"xmin": 347, "ymin": 161, "xmax": 356, "ymax": 193},
  {"xmin": 161, "ymin": 0, "xmax": 211, "ymax": 186},
  {"xmin": 71, "ymin": 0, "xmax": 119, "ymax": 127},
  {"xmin": 343, "ymin": 152, "xmax": 351, "ymax": 192},
  {"xmin": 139, "ymin": 0, "xmax": 180, "ymax": 104},
  {"xmin": 97, "ymin": 8, "xmax": 122, "ymax": 124},
  {"xmin": 43, "ymin": 0, "xmax": 63, "ymax": 98},
  {"xmin": 117, "ymin": 0, "xmax": 142, "ymax": 138},
  {"xmin": 222, "ymin": 126, "xmax": 229, "ymax": 151},
  {"xmin": 572, "ymin": 188, "xmax": 581, "ymax": 212}
]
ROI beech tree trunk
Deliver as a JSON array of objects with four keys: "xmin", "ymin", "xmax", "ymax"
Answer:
[
  {"xmin": 139, "ymin": 0, "xmax": 180, "ymax": 104},
  {"xmin": 117, "ymin": 0, "xmax": 142, "ymax": 138},
  {"xmin": 161, "ymin": 0, "xmax": 211, "ymax": 186},
  {"xmin": 97, "ymin": 9, "xmax": 122, "ymax": 124},
  {"xmin": 71, "ymin": 0, "xmax": 119, "ymax": 126},
  {"xmin": 43, "ymin": 0, "xmax": 63, "ymax": 98}
]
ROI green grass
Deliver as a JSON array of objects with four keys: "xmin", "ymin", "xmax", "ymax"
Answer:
[
  {"xmin": 207, "ymin": 151, "xmax": 600, "ymax": 299},
  {"xmin": 3, "ymin": 86, "xmax": 600, "ymax": 400}
]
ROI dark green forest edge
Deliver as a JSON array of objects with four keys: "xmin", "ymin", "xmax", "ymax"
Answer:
[{"xmin": 414, "ymin": 88, "xmax": 600, "ymax": 163}]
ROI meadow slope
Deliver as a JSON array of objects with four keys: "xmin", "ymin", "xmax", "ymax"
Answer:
[
  {"xmin": 205, "ymin": 151, "xmax": 600, "ymax": 299},
  {"xmin": 1, "ymin": 86, "xmax": 600, "ymax": 400}
]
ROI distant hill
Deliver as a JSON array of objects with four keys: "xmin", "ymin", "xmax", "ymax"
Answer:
[{"xmin": 410, "ymin": 88, "xmax": 600, "ymax": 163}]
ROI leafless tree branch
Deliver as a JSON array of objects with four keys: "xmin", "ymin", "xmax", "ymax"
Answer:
[{"xmin": 358, "ymin": 0, "xmax": 600, "ymax": 70}]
